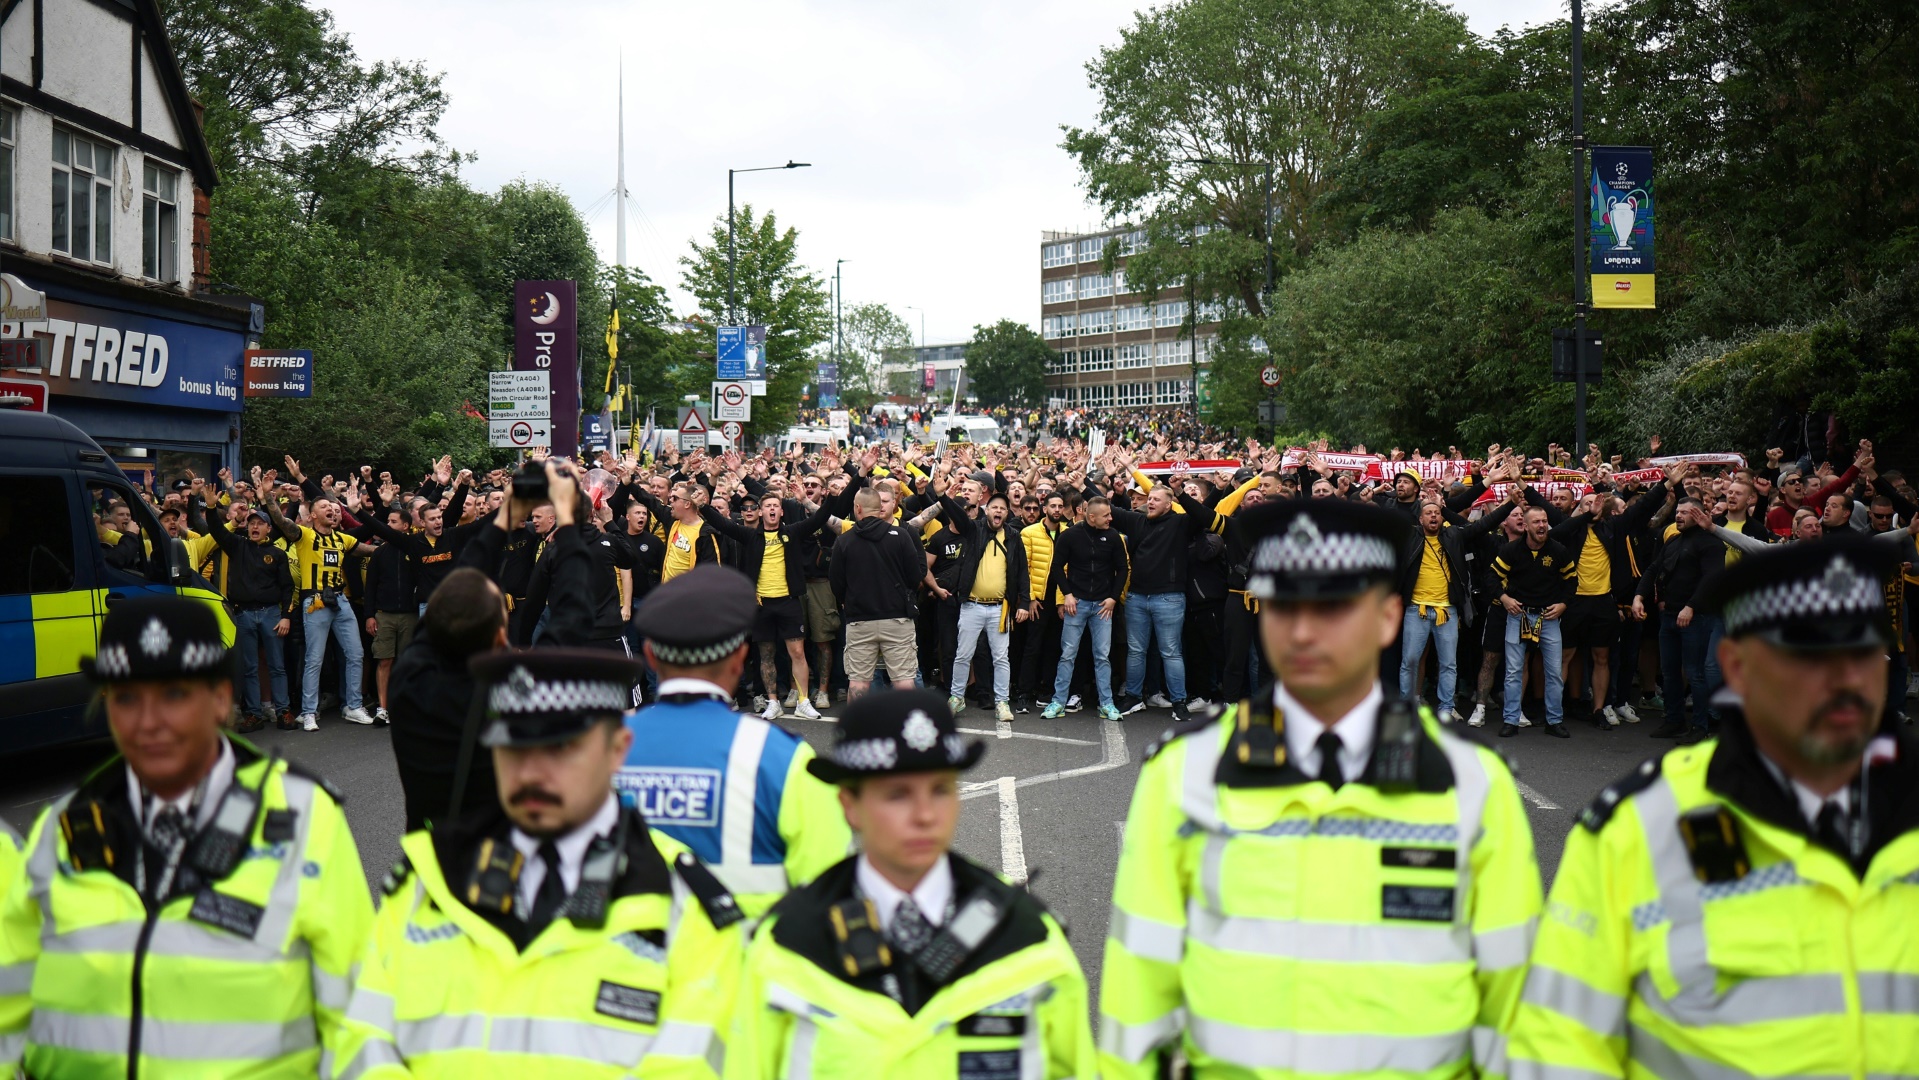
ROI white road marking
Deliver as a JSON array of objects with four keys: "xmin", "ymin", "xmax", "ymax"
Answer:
[
  {"xmin": 961, "ymin": 719, "xmax": 1131, "ymax": 801},
  {"xmin": 998, "ymin": 776, "xmax": 1028, "ymax": 885},
  {"xmin": 1516, "ymin": 780, "xmax": 1561, "ymax": 810},
  {"xmin": 996, "ymin": 715, "xmax": 1013, "ymax": 740},
  {"xmin": 1114, "ymin": 820, "xmax": 1126, "ymax": 857},
  {"xmin": 792, "ymin": 712, "xmax": 1096, "ymax": 746}
]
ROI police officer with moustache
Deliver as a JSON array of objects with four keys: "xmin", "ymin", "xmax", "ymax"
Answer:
[
  {"xmin": 727, "ymin": 689, "xmax": 1096, "ymax": 1079},
  {"xmin": 329, "ymin": 648, "xmax": 745, "ymax": 1079},
  {"xmin": 617, "ymin": 566, "xmax": 851, "ymax": 918},
  {"xmin": 1508, "ymin": 536, "xmax": 1919, "ymax": 1079},
  {"xmin": 1100, "ymin": 499, "xmax": 1543, "ymax": 1079},
  {"xmin": 0, "ymin": 595, "xmax": 372, "ymax": 1079}
]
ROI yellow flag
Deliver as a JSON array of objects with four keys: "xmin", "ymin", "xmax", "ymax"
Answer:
[{"xmin": 602, "ymin": 307, "xmax": 621, "ymax": 393}]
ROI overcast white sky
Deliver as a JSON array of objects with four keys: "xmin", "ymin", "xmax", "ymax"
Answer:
[{"xmin": 321, "ymin": 0, "xmax": 1564, "ymax": 344}]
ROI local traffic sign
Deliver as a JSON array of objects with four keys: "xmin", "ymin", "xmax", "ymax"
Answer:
[
  {"xmin": 677, "ymin": 405, "xmax": 711, "ymax": 451},
  {"xmin": 721, "ymin": 420, "xmax": 743, "ymax": 445},
  {"xmin": 1260, "ymin": 365, "xmax": 1282, "ymax": 388},
  {"xmin": 712, "ymin": 381, "xmax": 751, "ymax": 421},
  {"xmin": 488, "ymin": 418, "xmax": 547, "ymax": 448}
]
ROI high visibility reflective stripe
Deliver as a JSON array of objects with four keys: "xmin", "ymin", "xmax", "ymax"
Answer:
[
  {"xmin": 722, "ymin": 720, "xmax": 771, "ymax": 869},
  {"xmin": 312, "ymin": 968, "xmax": 350, "ymax": 1012},
  {"xmin": 28, "ymin": 1010, "xmax": 315, "ymax": 1060},
  {"xmin": 1521, "ymin": 966, "xmax": 1625, "ymax": 1039},
  {"xmin": 766, "ymin": 983, "xmax": 827, "ymax": 1080},
  {"xmin": 1436, "ymin": 731, "xmax": 1490, "ymax": 936},
  {"xmin": 1636, "ymin": 971, "xmax": 1850, "ymax": 1027},
  {"xmin": 1475, "ymin": 919, "xmax": 1536, "ymax": 971},
  {"xmin": 396, "ymin": 1013, "xmax": 487, "ymax": 1055},
  {"xmin": 1628, "ymin": 1022, "xmax": 1847, "ymax": 1080},
  {"xmin": 343, "ymin": 988, "xmax": 396, "ymax": 1034},
  {"xmin": 711, "ymin": 861, "xmax": 789, "ymax": 898},
  {"xmin": 0, "ymin": 962, "xmax": 33, "ymax": 995},
  {"xmin": 1508, "ymin": 1061, "xmax": 1620, "ymax": 1080},
  {"xmin": 1472, "ymin": 1024, "xmax": 1506, "ymax": 1076},
  {"xmin": 1636, "ymin": 779, "xmax": 1716, "ymax": 999},
  {"xmin": 1858, "ymin": 971, "xmax": 1919, "ymax": 1014},
  {"xmin": 1107, "ymin": 907, "xmax": 1184, "ymax": 964},
  {"xmin": 258, "ymin": 771, "xmax": 320, "ymax": 950},
  {"xmin": 1199, "ymin": 834, "xmax": 1228, "ymax": 913},
  {"xmin": 1098, "ymin": 1008, "xmax": 1185, "ymax": 1064},
  {"xmin": 0, "ymin": 1032, "xmax": 23, "ymax": 1064},
  {"xmin": 333, "ymin": 1036, "xmax": 403, "ymax": 1080},
  {"xmin": 655, "ymin": 1020, "xmax": 724, "ymax": 1075},
  {"xmin": 488, "ymin": 1016, "xmax": 651, "ymax": 1065},
  {"xmin": 1699, "ymin": 860, "xmax": 1805, "ymax": 901},
  {"xmin": 1187, "ymin": 1015, "xmax": 1467, "ymax": 1073},
  {"xmin": 1180, "ymin": 727, "xmax": 1223, "ymax": 830},
  {"xmin": 25, "ymin": 794, "xmax": 73, "ymax": 904},
  {"xmin": 1186, "ymin": 902, "xmax": 1472, "ymax": 965},
  {"xmin": 43, "ymin": 919, "xmax": 302, "ymax": 965}
]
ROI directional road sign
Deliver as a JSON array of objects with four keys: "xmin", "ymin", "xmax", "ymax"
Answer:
[
  {"xmin": 488, "ymin": 418, "xmax": 548, "ymax": 448},
  {"xmin": 712, "ymin": 381, "xmax": 751, "ymax": 421},
  {"xmin": 489, "ymin": 369, "xmax": 551, "ymax": 418}
]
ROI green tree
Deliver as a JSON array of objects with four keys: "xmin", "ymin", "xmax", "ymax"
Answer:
[
  {"xmin": 963, "ymin": 321, "xmax": 1049, "ymax": 408},
  {"xmin": 835, "ymin": 303, "xmax": 914, "ymax": 409},
  {"xmin": 1062, "ymin": 0, "xmax": 1473, "ymax": 315},
  {"xmin": 679, "ymin": 205, "xmax": 832, "ymax": 435}
]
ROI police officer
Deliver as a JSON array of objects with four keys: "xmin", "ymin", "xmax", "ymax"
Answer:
[
  {"xmin": 727, "ymin": 689, "xmax": 1096, "ymax": 1078},
  {"xmin": 329, "ymin": 648, "xmax": 744, "ymax": 1079},
  {"xmin": 1508, "ymin": 536, "xmax": 1919, "ymax": 1079},
  {"xmin": 1099, "ymin": 499, "xmax": 1543, "ymax": 1078},
  {"xmin": 619, "ymin": 565, "xmax": 850, "ymax": 916},
  {"xmin": 0, "ymin": 594, "xmax": 371, "ymax": 1079}
]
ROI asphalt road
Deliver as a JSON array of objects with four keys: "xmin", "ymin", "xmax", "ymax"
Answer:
[{"xmin": 0, "ymin": 698, "xmax": 1669, "ymax": 1002}]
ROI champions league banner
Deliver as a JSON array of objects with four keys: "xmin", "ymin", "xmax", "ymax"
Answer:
[{"xmin": 1590, "ymin": 146, "xmax": 1655, "ymax": 309}]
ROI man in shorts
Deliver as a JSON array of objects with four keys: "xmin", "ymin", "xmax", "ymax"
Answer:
[{"xmin": 829, "ymin": 488, "xmax": 924, "ymax": 698}]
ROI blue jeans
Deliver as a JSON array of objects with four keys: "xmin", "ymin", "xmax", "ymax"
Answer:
[
  {"xmin": 1123, "ymin": 592, "xmax": 1187, "ymax": 702},
  {"xmin": 1053, "ymin": 603, "xmax": 1114, "ymax": 708},
  {"xmin": 1503, "ymin": 610, "xmax": 1564, "ymax": 726},
  {"xmin": 234, "ymin": 606, "xmax": 288, "ymax": 715},
  {"xmin": 302, "ymin": 599, "xmax": 365, "ymax": 715},
  {"xmin": 1400, "ymin": 605, "xmax": 1459, "ymax": 711},
  {"xmin": 951, "ymin": 601, "xmax": 1011, "ymax": 703},
  {"xmin": 1659, "ymin": 610, "xmax": 1713, "ymax": 732}
]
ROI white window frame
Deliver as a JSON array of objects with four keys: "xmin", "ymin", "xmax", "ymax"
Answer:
[
  {"xmin": 1115, "ymin": 305, "xmax": 1151, "ymax": 333},
  {"xmin": 52, "ymin": 127, "xmax": 115, "ymax": 264},
  {"xmin": 1042, "ymin": 278, "xmax": 1075, "ymax": 305},
  {"xmin": 1042, "ymin": 242, "xmax": 1076, "ymax": 269},
  {"xmin": 1079, "ymin": 308, "xmax": 1114, "ymax": 335},
  {"xmin": 1078, "ymin": 273, "xmax": 1112, "ymax": 299},
  {"xmin": 1077, "ymin": 236, "xmax": 1106, "ymax": 264},
  {"xmin": 1155, "ymin": 301, "xmax": 1188, "ymax": 329},
  {"xmin": 142, "ymin": 161, "xmax": 181, "ymax": 283},
  {"xmin": 0, "ymin": 106, "xmax": 15, "ymax": 242}
]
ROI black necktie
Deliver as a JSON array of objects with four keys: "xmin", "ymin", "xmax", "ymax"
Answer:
[
  {"xmin": 149, "ymin": 807, "xmax": 189, "ymax": 852},
  {"xmin": 1317, "ymin": 732, "xmax": 1345, "ymax": 790},
  {"xmin": 526, "ymin": 841, "xmax": 566, "ymax": 937},
  {"xmin": 1814, "ymin": 803, "xmax": 1850, "ymax": 857},
  {"xmin": 891, "ymin": 898, "xmax": 936, "ymax": 956}
]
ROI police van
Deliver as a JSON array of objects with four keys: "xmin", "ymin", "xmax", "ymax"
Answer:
[{"xmin": 0, "ymin": 405, "xmax": 232, "ymax": 752}]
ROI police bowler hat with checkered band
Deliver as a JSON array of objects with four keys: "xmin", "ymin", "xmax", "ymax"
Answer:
[
  {"xmin": 806, "ymin": 688, "xmax": 985, "ymax": 784},
  {"xmin": 1696, "ymin": 535, "xmax": 1897, "ymax": 652},
  {"xmin": 1240, "ymin": 498, "xmax": 1410, "ymax": 602},
  {"xmin": 468, "ymin": 649, "xmax": 642, "ymax": 747},
  {"xmin": 632, "ymin": 564, "xmax": 757, "ymax": 667},
  {"xmin": 82, "ymin": 594, "xmax": 231, "ymax": 683}
]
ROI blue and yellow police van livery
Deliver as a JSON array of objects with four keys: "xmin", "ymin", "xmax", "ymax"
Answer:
[{"xmin": 0, "ymin": 407, "xmax": 232, "ymax": 752}]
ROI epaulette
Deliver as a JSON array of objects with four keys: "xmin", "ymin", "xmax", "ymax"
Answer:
[
  {"xmin": 282, "ymin": 759, "xmax": 346, "ymax": 806},
  {"xmin": 673, "ymin": 851, "xmax": 745, "ymax": 930},
  {"xmin": 1143, "ymin": 703, "xmax": 1227, "ymax": 762},
  {"xmin": 1578, "ymin": 755, "xmax": 1663, "ymax": 833},
  {"xmin": 380, "ymin": 856, "xmax": 413, "ymax": 897}
]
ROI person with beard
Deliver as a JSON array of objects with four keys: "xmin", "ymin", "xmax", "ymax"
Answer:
[
  {"xmin": 1508, "ymin": 537, "xmax": 1919, "ymax": 1079},
  {"xmin": 932, "ymin": 484, "xmax": 1030, "ymax": 724},
  {"xmin": 328, "ymin": 649, "xmax": 744, "ymax": 1079},
  {"xmin": 1015, "ymin": 492, "xmax": 1071, "ymax": 714}
]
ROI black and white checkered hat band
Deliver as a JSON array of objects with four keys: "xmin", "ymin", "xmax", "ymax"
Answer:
[
  {"xmin": 91, "ymin": 640, "xmax": 225, "ymax": 679},
  {"xmin": 829, "ymin": 734, "xmax": 972, "ymax": 773},
  {"xmin": 648, "ymin": 632, "xmax": 748, "ymax": 667},
  {"xmin": 489, "ymin": 677, "xmax": 630, "ymax": 716},
  {"xmin": 1252, "ymin": 531, "xmax": 1397, "ymax": 579},
  {"xmin": 1723, "ymin": 561, "xmax": 1882, "ymax": 636}
]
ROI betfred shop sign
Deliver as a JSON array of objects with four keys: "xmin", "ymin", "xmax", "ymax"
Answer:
[
  {"xmin": 242, "ymin": 349, "xmax": 313, "ymax": 397},
  {"xmin": 3, "ymin": 295, "xmax": 245, "ymax": 413}
]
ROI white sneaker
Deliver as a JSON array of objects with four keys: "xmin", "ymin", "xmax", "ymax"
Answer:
[
  {"xmin": 1065, "ymin": 694, "xmax": 1084, "ymax": 713},
  {"xmin": 760, "ymin": 698, "xmax": 783, "ymax": 721},
  {"xmin": 784, "ymin": 689, "xmax": 800, "ymax": 710},
  {"xmin": 752, "ymin": 695, "xmax": 768, "ymax": 713},
  {"xmin": 995, "ymin": 701, "xmax": 1014, "ymax": 723},
  {"xmin": 1616, "ymin": 703, "xmax": 1640, "ymax": 724},
  {"xmin": 1466, "ymin": 705, "xmax": 1485, "ymax": 727},
  {"xmin": 1437, "ymin": 708, "xmax": 1458, "ymax": 724},
  {"xmin": 1516, "ymin": 717, "xmax": 1533, "ymax": 728},
  {"xmin": 1601, "ymin": 705, "xmax": 1621, "ymax": 726},
  {"xmin": 795, "ymin": 699, "xmax": 823, "ymax": 721},
  {"xmin": 1146, "ymin": 693, "xmax": 1173, "ymax": 709},
  {"xmin": 374, "ymin": 707, "xmax": 390, "ymax": 726},
  {"xmin": 341, "ymin": 706, "xmax": 375, "ymax": 725},
  {"xmin": 300, "ymin": 713, "xmax": 319, "ymax": 732},
  {"xmin": 1188, "ymin": 697, "xmax": 1211, "ymax": 710},
  {"xmin": 813, "ymin": 689, "xmax": 831, "ymax": 711}
]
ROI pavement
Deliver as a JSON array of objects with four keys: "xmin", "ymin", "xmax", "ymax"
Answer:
[{"xmin": 0, "ymin": 698, "xmax": 1672, "ymax": 1002}]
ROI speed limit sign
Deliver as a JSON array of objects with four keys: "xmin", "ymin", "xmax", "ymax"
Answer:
[
  {"xmin": 721, "ymin": 420, "xmax": 743, "ymax": 445},
  {"xmin": 1260, "ymin": 365, "xmax": 1282, "ymax": 388}
]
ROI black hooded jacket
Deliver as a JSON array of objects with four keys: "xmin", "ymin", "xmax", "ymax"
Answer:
[{"xmin": 829, "ymin": 515, "xmax": 926, "ymax": 623}]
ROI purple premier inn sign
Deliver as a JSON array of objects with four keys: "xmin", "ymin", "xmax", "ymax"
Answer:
[{"xmin": 513, "ymin": 280, "xmax": 579, "ymax": 457}]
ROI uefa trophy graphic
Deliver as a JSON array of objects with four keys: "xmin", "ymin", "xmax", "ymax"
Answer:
[{"xmin": 1606, "ymin": 194, "xmax": 1637, "ymax": 250}]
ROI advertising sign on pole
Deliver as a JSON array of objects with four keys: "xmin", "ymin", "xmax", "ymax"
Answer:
[
  {"xmin": 242, "ymin": 349, "xmax": 313, "ymax": 398},
  {"xmin": 716, "ymin": 325, "xmax": 768, "ymax": 380},
  {"xmin": 816, "ymin": 362, "xmax": 839, "ymax": 408},
  {"xmin": 1589, "ymin": 146, "xmax": 1655, "ymax": 309},
  {"xmin": 513, "ymin": 280, "xmax": 579, "ymax": 456}
]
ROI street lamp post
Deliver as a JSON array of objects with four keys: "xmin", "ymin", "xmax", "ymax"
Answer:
[
  {"xmin": 1187, "ymin": 156, "xmax": 1278, "ymax": 431},
  {"xmin": 1570, "ymin": 0, "xmax": 1590, "ymax": 453},
  {"xmin": 728, "ymin": 160, "xmax": 810, "ymax": 324}
]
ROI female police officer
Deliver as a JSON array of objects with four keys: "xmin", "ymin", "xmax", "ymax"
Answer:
[{"xmin": 726, "ymin": 689, "xmax": 1096, "ymax": 1079}]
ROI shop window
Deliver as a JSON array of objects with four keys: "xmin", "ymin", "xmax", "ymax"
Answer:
[{"xmin": 0, "ymin": 476, "xmax": 76, "ymax": 594}]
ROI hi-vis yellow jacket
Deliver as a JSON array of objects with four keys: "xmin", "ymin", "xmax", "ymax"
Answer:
[
  {"xmin": 726, "ymin": 854, "xmax": 1096, "ymax": 1079},
  {"xmin": 1507, "ymin": 715, "xmax": 1919, "ymax": 1079},
  {"xmin": 1099, "ymin": 690, "xmax": 1542, "ymax": 1079},
  {"xmin": 0, "ymin": 740, "xmax": 371, "ymax": 1079},
  {"xmin": 327, "ymin": 808, "xmax": 744, "ymax": 1080}
]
